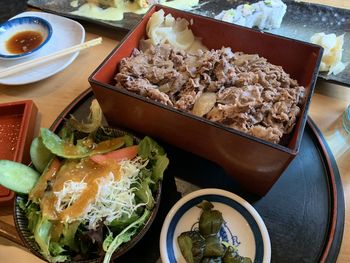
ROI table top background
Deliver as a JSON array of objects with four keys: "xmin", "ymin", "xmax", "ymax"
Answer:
[{"xmin": 0, "ymin": 0, "xmax": 349, "ymax": 262}]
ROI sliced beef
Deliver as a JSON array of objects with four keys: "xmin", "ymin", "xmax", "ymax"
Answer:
[{"xmin": 115, "ymin": 44, "xmax": 305, "ymax": 144}]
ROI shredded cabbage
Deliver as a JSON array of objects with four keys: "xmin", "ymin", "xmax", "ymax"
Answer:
[
  {"xmin": 53, "ymin": 157, "xmax": 149, "ymax": 229},
  {"xmin": 54, "ymin": 180, "xmax": 87, "ymax": 213}
]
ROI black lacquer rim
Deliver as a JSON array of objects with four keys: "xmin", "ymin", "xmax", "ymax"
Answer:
[
  {"xmin": 13, "ymin": 89, "xmax": 345, "ymax": 263},
  {"xmin": 307, "ymin": 118, "xmax": 345, "ymax": 263}
]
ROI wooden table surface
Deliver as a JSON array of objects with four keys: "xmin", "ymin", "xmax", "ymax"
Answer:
[{"xmin": 0, "ymin": 0, "xmax": 349, "ymax": 262}]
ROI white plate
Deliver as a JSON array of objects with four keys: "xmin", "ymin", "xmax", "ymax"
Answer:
[
  {"xmin": 160, "ymin": 188, "xmax": 271, "ymax": 263},
  {"xmin": 0, "ymin": 11, "xmax": 85, "ymax": 85}
]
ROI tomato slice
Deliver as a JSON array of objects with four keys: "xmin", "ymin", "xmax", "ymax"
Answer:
[{"xmin": 90, "ymin": 145, "xmax": 139, "ymax": 164}]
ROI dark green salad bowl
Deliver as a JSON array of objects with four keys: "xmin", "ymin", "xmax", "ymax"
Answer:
[{"xmin": 12, "ymin": 127, "xmax": 163, "ymax": 263}]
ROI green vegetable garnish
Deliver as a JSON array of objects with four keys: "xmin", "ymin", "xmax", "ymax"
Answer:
[
  {"xmin": 30, "ymin": 137, "xmax": 54, "ymax": 173},
  {"xmin": 177, "ymin": 200, "xmax": 252, "ymax": 263},
  {"xmin": 177, "ymin": 231, "xmax": 205, "ymax": 263},
  {"xmin": 9, "ymin": 100, "xmax": 169, "ymax": 263},
  {"xmin": 198, "ymin": 200, "xmax": 224, "ymax": 237},
  {"xmin": 109, "ymin": 212, "xmax": 140, "ymax": 231},
  {"xmin": 0, "ymin": 160, "xmax": 39, "ymax": 193},
  {"xmin": 40, "ymin": 128, "xmax": 128, "ymax": 158},
  {"xmin": 135, "ymin": 176, "xmax": 155, "ymax": 209},
  {"xmin": 223, "ymin": 246, "xmax": 253, "ymax": 263},
  {"xmin": 60, "ymin": 222, "xmax": 80, "ymax": 251},
  {"xmin": 204, "ymin": 235, "xmax": 224, "ymax": 257},
  {"xmin": 138, "ymin": 136, "xmax": 169, "ymax": 182},
  {"xmin": 34, "ymin": 216, "xmax": 68, "ymax": 263},
  {"xmin": 103, "ymin": 209, "xmax": 151, "ymax": 263},
  {"xmin": 201, "ymin": 257, "xmax": 223, "ymax": 263}
]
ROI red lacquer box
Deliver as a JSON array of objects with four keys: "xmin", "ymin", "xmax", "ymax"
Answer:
[
  {"xmin": 89, "ymin": 5, "xmax": 322, "ymax": 196},
  {"xmin": 0, "ymin": 100, "xmax": 37, "ymax": 205}
]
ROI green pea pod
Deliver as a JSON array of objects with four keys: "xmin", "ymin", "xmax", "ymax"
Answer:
[
  {"xmin": 30, "ymin": 137, "xmax": 54, "ymax": 173},
  {"xmin": 0, "ymin": 160, "xmax": 39, "ymax": 194},
  {"xmin": 41, "ymin": 128, "xmax": 126, "ymax": 159}
]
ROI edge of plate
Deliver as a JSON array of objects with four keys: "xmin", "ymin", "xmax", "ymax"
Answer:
[{"xmin": 159, "ymin": 188, "xmax": 271, "ymax": 263}]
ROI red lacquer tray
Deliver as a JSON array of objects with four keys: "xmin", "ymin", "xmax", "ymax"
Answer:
[
  {"xmin": 48, "ymin": 89, "xmax": 344, "ymax": 263},
  {"xmin": 0, "ymin": 100, "xmax": 37, "ymax": 205}
]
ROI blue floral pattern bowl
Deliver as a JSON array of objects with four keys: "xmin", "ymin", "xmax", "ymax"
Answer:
[
  {"xmin": 160, "ymin": 188, "xmax": 271, "ymax": 263},
  {"xmin": 0, "ymin": 16, "xmax": 52, "ymax": 60}
]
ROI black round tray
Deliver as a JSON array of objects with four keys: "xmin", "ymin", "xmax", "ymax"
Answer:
[{"xmin": 51, "ymin": 89, "xmax": 345, "ymax": 263}]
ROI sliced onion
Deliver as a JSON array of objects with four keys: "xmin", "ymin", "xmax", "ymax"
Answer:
[{"xmin": 192, "ymin": 92, "xmax": 217, "ymax": 117}]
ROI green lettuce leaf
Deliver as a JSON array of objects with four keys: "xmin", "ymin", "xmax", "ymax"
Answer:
[
  {"xmin": 48, "ymin": 242, "xmax": 69, "ymax": 263},
  {"xmin": 60, "ymin": 222, "xmax": 80, "ymax": 251},
  {"xmin": 34, "ymin": 216, "xmax": 52, "ymax": 259},
  {"xmin": 152, "ymin": 154, "xmax": 169, "ymax": 182},
  {"xmin": 102, "ymin": 232, "xmax": 113, "ymax": 252},
  {"xmin": 49, "ymin": 242, "xmax": 65, "ymax": 256},
  {"xmin": 123, "ymin": 134, "xmax": 134, "ymax": 147},
  {"xmin": 138, "ymin": 136, "xmax": 165, "ymax": 159},
  {"xmin": 103, "ymin": 209, "xmax": 151, "ymax": 263},
  {"xmin": 138, "ymin": 136, "xmax": 169, "ymax": 182},
  {"xmin": 31, "ymin": 214, "xmax": 68, "ymax": 263},
  {"xmin": 135, "ymin": 176, "xmax": 154, "ymax": 209},
  {"xmin": 20, "ymin": 202, "xmax": 40, "ymax": 232},
  {"xmin": 109, "ymin": 213, "xmax": 140, "ymax": 232}
]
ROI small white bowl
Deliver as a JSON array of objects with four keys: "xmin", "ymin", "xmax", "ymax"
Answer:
[
  {"xmin": 0, "ymin": 16, "xmax": 52, "ymax": 60},
  {"xmin": 160, "ymin": 188, "xmax": 271, "ymax": 263}
]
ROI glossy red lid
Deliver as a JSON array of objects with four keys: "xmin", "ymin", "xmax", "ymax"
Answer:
[{"xmin": 0, "ymin": 100, "xmax": 37, "ymax": 205}]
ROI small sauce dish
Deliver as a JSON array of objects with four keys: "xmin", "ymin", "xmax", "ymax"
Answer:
[
  {"xmin": 0, "ymin": 16, "xmax": 52, "ymax": 60},
  {"xmin": 160, "ymin": 188, "xmax": 271, "ymax": 263}
]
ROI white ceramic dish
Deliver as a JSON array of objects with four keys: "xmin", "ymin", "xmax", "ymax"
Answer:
[
  {"xmin": 0, "ymin": 16, "xmax": 52, "ymax": 60},
  {"xmin": 0, "ymin": 11, "xmax": 85, "ymax": 85},
  {"xmin": 160, "ymin": 188, "xmax": 271, "ymax": 263}
]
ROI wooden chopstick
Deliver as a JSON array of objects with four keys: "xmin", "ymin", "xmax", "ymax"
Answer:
[{"xmin": 0, "ymin": 37, "xmax": 103, "ymax": 79}]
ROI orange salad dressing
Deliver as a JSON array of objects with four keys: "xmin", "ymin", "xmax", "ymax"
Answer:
[
  {"xmin": 50, "ymin": 221, "xmax": 65, "ymax": 242},
  {"xmin": 92, "ymin": 137, "xmax": 124, "ymax": 152},
  {"xmin": 29, "ymin": 158, "xmax": 61, "ymax": 202},
  {"xmin": 61, "ymin": 137, "xmax": 124, "ymax": 156},
  {"xmin": 39, "ymin": 158, "xmax": 121, "ymax": 222}
]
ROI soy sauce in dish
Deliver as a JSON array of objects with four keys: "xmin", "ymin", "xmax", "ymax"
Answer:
[{"xmin": 6, "ymin": 31, "xmax": 43, "ymax": 54}]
